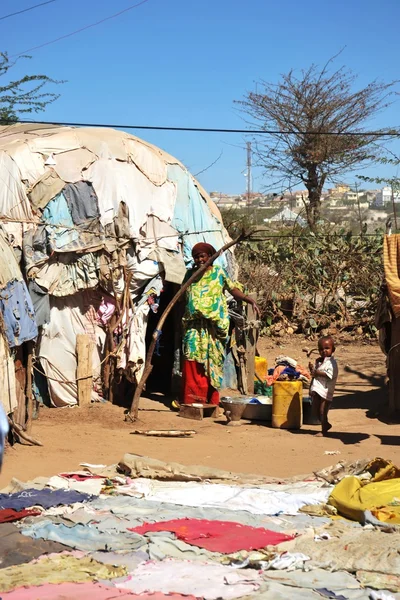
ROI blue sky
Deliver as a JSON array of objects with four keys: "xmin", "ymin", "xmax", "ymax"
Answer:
[{"xmin": 2, "ymin": 0, "xmax": 400, "ymax": 194}]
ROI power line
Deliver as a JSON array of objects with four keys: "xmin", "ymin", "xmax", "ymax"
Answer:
[
  {"xmin": 7, "ymin": 118, "xmax": 400, "ymax": 137},
  {"xmin": 11, "ymin": 0, "xmax": 150, "ymax": 57},
  {"xmin": 0, "ymin": 0, "xmax": 57, "ymax": 21}
]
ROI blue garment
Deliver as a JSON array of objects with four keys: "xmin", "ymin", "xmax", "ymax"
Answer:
[
  {"xmin": 0, "ymin": 488, "xmax": 92, "ymax": 510},
  {"xmin": 0, "ymin": 403, "xmax": 8, "ymax": 472},
  {"xmin": 168, "ymin": 165, "xmax": 232, "ymax": 274},
  {"xmin": 42, "ymin": 192, "xmax": 79, "ymax": 250},
  {"xmin": 281, "ymin": 366, "xmax": 300, "ymax": 379},
  {"xmin": 22, "ymin": 519, "xmax": 145, "ymax": 552},
  {"xmin": 0, "ymin": 279, "xmax": 38, "ymax": 347}
]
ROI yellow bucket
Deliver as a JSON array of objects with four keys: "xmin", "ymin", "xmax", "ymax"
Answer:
[
  {"xmin": 272, "ymin": 381, "xmax": 302, "ymax": 429},
  {"xmin": 254, "ymin": 356, "xmax": 268, "ymax": 381}
]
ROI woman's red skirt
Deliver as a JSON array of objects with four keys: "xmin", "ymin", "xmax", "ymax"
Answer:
[{"xmin": 181, "ymin": 359, "xmax": 219, "ymax": 405}]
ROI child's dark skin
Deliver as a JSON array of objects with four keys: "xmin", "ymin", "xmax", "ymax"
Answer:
[{"xmin": 309, "ymin": 337, "xmax": 335, "ymax": 437}]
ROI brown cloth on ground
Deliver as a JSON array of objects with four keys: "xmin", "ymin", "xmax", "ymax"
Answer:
[
  {"xmin": 0, "ymin": 523, "xmax": 68, "ymax": 568},
  {"xmin": 288, "ymin": 521, "xmax": 400, "ymax": 576},
  {"xmin": 85, "ymin": 453, "xmax": 285, "ymax": 485},
  {"xmin": 384, "ymin": 234, "xmax": 400, "ymax": 318}
]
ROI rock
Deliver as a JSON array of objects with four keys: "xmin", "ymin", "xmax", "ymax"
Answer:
[{"xmin": 287, "ymin": 327, "xmax": 294, "ymax": 335}]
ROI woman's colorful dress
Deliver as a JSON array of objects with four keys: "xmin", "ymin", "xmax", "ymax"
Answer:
[{"xmin": 182, "ymin": 264, "xmax": 236, "ymax": 403}]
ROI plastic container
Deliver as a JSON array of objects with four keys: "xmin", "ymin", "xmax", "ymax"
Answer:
[
  {"xmin": 272, "ymin": 381, "xmax": 303, "ymax": 429},
  {"xmin": 302, "ymin": 396, "xmax": 320, "ymax": 425},
  {"xmin": 242, "ymin": 397, "xmax": 272, "ymax": 421},
  {"xmin": 255, "ymin": 357, "xmax": 268, "ymax": 382}
]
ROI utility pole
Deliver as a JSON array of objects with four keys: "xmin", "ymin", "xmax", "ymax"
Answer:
[
  {"xmin": 355, "ymin": 182, "xmax": 363, "ymax": 235},
  {"xmin": 246, "ymin": 141, "xmax": 252, "ymax": 209},
  {"xmin": 391, "ymin": 183, "xmax": 398, "ymax": 232}
]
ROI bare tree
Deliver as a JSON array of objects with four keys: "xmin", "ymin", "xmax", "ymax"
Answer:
[
  {"xmin": 237, "ymin": 59, "xmax": 397, "ymax": 229},
  {"xmin": 0, "ymin": 52, "xmax": 61, "ymax": 123}
]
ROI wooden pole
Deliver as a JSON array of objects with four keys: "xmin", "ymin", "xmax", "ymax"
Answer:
[
  {"xmin": 128, "ymin": 233, "xmax": 249, "ymax": 421},
  {"xmin": 76, "ymin": 334, "xmax": 93, "ymax": 406},
  {"xmin": 391, "ymin": 185, "xmax": 398, "ymax": 232},
  {"xmin": 25, "ymin": 341, "xmax": 34, "ymax": 434},
  {"xmin": 246, "ymin": 293, "xmax": 257, "ymax": 395}
]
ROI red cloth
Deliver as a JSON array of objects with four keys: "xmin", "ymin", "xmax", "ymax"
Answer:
[
  {"xmin": 191, "ymin": 243, "xmax": 216, "ymax": 258},
  {"xmin": 182, "ymin": 360, "xmax": 219, "ymax": 405},
  {"xmin": 0, "ymin": 508, "xmax": 41, "ymax": 523},
  {"xmin": 129, "ymin": 518, "xmax": 294, "ymax": 553},
  {"xmin": 59, "ymin": 473, "xmax": 103, "ymax": 481}
]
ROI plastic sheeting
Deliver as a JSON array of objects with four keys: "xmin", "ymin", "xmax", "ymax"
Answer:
[
  {"xmin": 0, "ymin": 333, "xmax": 18, "ymax": 414},
  {"xmin": 85, "ymin": 158, "xmax": 176, "ymax": 233},
  {"xmin": 168, "ymin": 164, "xmax": 230, "ymax": 270},
  {"xmin": 38, "ymin": 294, "xmax": 105, "ymax": 407}
]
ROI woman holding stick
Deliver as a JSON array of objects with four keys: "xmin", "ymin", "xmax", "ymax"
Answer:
[{"xmin": 180, "ymin": 242, "xmax": 260, "ymax": 406}]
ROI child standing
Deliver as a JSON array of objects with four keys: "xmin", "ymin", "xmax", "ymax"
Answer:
[{"xmin": 309, "ymin": 335, "xmax": 338, "ymax": 437}]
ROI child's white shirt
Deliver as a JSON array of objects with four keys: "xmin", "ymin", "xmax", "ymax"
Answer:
[{"xmin": 310, "ymin": 356, "xmax": 338, "ymax": 401}]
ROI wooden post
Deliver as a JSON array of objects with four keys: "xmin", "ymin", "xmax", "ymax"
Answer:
[
  {"xmin": 76, "ymin": 334, "xmax": 93, "ymax": 406},
  {"xmin": 25, "ymin": 341, "xmax": 34, "ymax": 433},
  {"xmin": 246, "ymin": 293, "xmax": 257, "ymax": 395}
]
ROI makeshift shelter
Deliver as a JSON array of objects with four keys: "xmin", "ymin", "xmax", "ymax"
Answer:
[{"xmin": 0, "ymin": 123, "xmax": 237, "ymax": 427}]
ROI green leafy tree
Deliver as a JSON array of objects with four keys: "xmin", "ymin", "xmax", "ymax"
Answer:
[
  {"xmin": 237, "ymin": 58, "xmax": 397, "ymax": 230},
  {"xmin": 0, "ymin": 52, "xmax": 61, "ymax": 123}
]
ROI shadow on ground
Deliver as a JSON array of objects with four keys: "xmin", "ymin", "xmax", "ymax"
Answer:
[
  {"xmin": 334, "ymin": 365, "xmax": 394, "ymax": 424},
  {"xmin": 289, "ymin": 428, "xmax": 370, "ymax": 445}
]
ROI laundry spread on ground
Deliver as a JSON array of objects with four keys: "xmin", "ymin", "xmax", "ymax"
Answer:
[
  {"xmin": 0, "ymin": 488, "xmax": 92, "ymax": 511},
  {"xmin": 0, "ymin": 455, "xmax": 399, "ymax": 599},
  {"xmin": 0, "ymin": 508, "xmax": 41, "ymax": 523},
  {"xmin": 130, "ymin": 518, "xmax": 294, "ymax": 552}
]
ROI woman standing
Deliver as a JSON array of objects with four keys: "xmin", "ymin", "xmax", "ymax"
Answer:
[{"xmin": 181, "ymin": 242, "xmax": 260, "ymax": 405}]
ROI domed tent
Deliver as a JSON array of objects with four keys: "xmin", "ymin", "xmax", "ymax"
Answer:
[{"xmin": 0, "ymin": 123, "xmax": 235, "ymax": 418}]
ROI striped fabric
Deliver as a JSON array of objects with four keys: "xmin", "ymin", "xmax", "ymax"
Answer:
[{"xmin": 384, "ymin": 234, "xmax": 400, "ymax": 318}]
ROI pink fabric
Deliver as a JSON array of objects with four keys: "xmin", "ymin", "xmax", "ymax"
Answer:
[
  {"xmin": 59, "ymin": 473, "xmax": 103, "ymax": 481},
  {"xmin": 130, "ymin": 518, "xmax": 294, "ymax": 553},
  {"xmin": 0, "ymin": 582, "xmax": 134, "ymax": 599},
  {"xmin": 1, "ymin": 584, "xmax": 194, "ymax": 600},
  {"xmin": 96, "ymin": 296, "xmax": 116, "ymax": 326}
]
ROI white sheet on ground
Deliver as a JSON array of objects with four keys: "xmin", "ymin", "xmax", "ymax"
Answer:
[
  {"xmin": 114, "ymin": 478, "xmax": 332, "ymax": 516},
  {"xmin": 116, "ymin": 558, "xmax": 261, "ymax": 600}
]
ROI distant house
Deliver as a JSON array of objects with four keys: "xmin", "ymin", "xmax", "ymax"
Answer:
[
  {"xmin": 375, "ymin": 186, "xmax": 400, "ymax": 207},
  {"xmin": 264, "ymin": 207, "xmax": 306, "ymax": 227}
]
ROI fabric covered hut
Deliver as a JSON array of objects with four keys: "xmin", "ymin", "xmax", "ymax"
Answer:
[{"xmin": 0, "ymin": 123, "xmax": 235, "ymax": 422}]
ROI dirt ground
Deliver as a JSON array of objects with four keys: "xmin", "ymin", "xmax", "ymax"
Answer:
[{"xmin": 1, "ymin": 337, "xmax": 399, "ymax": 488}]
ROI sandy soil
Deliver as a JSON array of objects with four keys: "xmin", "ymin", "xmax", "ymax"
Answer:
[{"xmin": 1, "ymin": 337, "xmax": 399, "ymax": 487}]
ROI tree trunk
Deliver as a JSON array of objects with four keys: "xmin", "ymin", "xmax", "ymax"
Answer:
[{"xmin": 305, "ymin": 166, "xmax": 325, "ymax": 231}]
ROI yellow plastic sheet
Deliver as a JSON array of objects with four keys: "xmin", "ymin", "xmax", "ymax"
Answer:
[{"xmin": 328, "ymin": 475, "xmax": 400, "ymax": 523}]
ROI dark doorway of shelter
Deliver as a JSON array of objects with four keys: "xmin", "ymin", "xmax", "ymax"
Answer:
[{"xmin": 145, "ymin": 283, "xmax": 180, "ymax": 401}]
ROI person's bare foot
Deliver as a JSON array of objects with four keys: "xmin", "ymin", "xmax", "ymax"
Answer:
[{"xmin": 316, "ymin": 423, "xmax": 332, "ymax": 437}]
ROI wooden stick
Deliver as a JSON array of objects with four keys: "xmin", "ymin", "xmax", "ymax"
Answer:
[
  {"xmin": 130, "ymin": 429, "xmax": 196, "ymax": 437},
  {"xmin": 25, "ymin": 341, "xmax": 34, "ymax": 433},
  {"xmin": 128, "ymin": 232, "xmax": 249, "ymax": 421},
  {"xmin": 9, "ymin": 419, "xmax": 43, "ymax": 446}
]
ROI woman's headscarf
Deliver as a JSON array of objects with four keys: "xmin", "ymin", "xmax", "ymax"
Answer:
[{"xmin": 191, "ymin": 243, "xmax": 217, "ymax": 258}]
